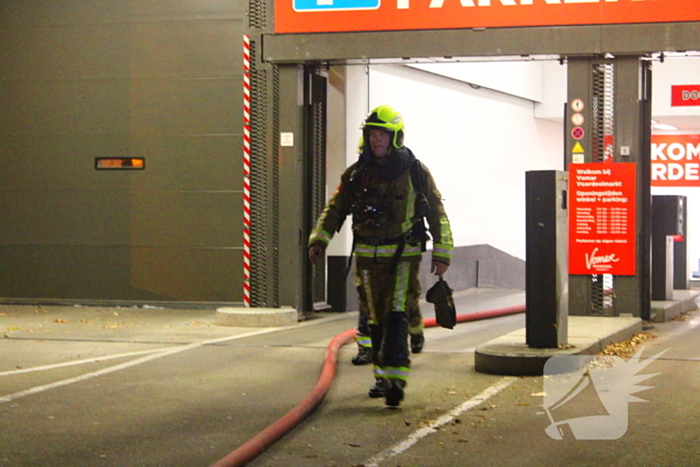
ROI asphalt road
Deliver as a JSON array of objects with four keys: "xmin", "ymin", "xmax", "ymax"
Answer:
[{"xmin": 1, "ymin": 289, "xmax": 698, "ymax": 467}]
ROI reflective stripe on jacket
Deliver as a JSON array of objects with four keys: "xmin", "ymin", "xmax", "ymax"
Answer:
[{"xmin": 308, "ymin": 147, "xmax": 453, "ymax": 265}]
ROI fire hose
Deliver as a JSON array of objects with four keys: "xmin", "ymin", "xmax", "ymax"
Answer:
[{"xmin": 209, "ymin": 304, "xmax": 525, "ymax": 467}]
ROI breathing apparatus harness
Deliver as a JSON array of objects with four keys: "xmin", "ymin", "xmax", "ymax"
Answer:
[{"xmin": 344, "ymin": 152, "xmax": 431, "ymax": 276}]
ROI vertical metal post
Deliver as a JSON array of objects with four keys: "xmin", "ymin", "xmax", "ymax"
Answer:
[
  {"xmin": 276, "ymin": 64, "xmax": 329, "ymax": 313},
  {"xmin": 304, "ymin": 65, "xmax": 330, "ymax": 312},
  {"xmin": 277, "ymin": 64, "xmax": 308, "ymax": 311},
  {"xmin": 612, "ymin": 57, "xmax": 652, "ymax": 320},
  {"xmin": 566, "ymin": 56, "xmax": 651, "ymax": 319},
  {"xmin": 651, "ymin": 195, "xmax": 686, "ymax": 300},
  {"xmin": 526, "ymin": 171, "xmax": 569, "ymax": 348},
  {"xmin": 674, "ymin": 197, "xmax": 688, "ymax": 290},
  {"xmin": 566, "ymin": 57, "xmax": 595, "ymax": 316}
]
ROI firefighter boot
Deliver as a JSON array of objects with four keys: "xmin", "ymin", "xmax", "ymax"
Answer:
[
  {"xmin": 368, "ymin": 379, "xmax": 385, "ymax": 398},
  {"xmin": 352, "ymin": 346, "xmax": 373, "ymax": 365},
  {"xmin": 385, "ymin": 380, "xmax": 405, "ymax": 407},
  {"xmin": 408, "ymin": 305, "xmax": 425, "ymax": 354},
  {"xmin": 410, "ymin": 333, "xmax": 425, "ymax": 354},
  {"xmin": 353, "ymin": 315, "xmax": 373, "ymax": 365}
]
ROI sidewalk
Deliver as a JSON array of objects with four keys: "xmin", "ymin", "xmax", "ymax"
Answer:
[
  {"xmin": 0, "ymin": 304, "xmax": 245, "ymax": 346},
  {"xmin": 475, "ymin": 288, "xmax": 700, "ymax": 376}
]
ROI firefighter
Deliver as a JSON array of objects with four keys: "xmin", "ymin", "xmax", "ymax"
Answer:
[{"xmin": 308, "ymin": 105, "xmax": 453, "ymax": 407}]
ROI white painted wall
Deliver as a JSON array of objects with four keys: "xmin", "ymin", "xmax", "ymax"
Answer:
[
  {"xmin": 535, "ymin": 60, "xmax": 568, "ymax": 122},
  {"xmin": 408, "ymin": 61, "xmax": 545, "ymax": 103},
  {"xmin": 339, "ymin": 63, "xmax": 565, "ymax": 261},
  {"xmin": 324, "ymin": 66, "xmax": 367, "ymax": 257}
]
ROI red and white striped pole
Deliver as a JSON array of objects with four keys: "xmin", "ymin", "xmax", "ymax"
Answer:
[{"xmin": 242, "ymin": 35, "xmax": 252, "ymax": 308}]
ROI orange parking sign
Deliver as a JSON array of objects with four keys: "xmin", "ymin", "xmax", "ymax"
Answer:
[{"xmin": 275, "ymin": 0, "xmax": 700, "ymax": 34}]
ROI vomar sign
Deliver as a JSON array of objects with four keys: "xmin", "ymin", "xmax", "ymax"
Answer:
[
  {"xmin": 569, "ymin": 163, "xmax": 636, "ymax": 276},
  {"xmin": 276, "ymin": 0, "xmax": 700, "ymax": 34}
]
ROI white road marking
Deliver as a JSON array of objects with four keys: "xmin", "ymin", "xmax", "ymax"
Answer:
[
  {"xmin": 0, "ymin": 347, "xmax": 176, "ymax": 377},
  {"xmin": 362, "ymin": 377, "xmax": 518, "ymax": 467},
  {"xmin": 0, "ymin": 327, "xmax": 289, "ymax": 403},
  {"xmin": 0, "ymin": 312, "xmax": 354, "ymax": 379}
]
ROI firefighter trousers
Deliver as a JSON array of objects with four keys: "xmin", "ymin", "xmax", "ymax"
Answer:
[{"xmin": 355, "ymin": 260, "xmax": 421, "ymax": 386}]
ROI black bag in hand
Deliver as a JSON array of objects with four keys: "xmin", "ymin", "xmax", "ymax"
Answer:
[{"xmin": 426, "ymin": 276, "xmax": 456, "ymax": 329}]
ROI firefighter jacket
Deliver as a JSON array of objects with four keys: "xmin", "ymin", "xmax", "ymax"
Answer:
[{"xmin": 308, "ymin": 146, "xmax": 453, "ymax": 268}]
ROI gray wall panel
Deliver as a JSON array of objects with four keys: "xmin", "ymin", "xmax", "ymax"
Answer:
[
  {"xmin": 0, "ymin": 245, "xmax": 242, "ymax": 302},
  {"xmin": 0, "ymin": 80, "xmax": 132, "ymax": 136},
  {"xmin": 127, "ymin": 135, "xmax": 243, "ymax": 190},
  {"xmin": 0, "ymin": 76, "xmax": 240, "ymax": 138},
  {"xmin": 130, "ymin": 22, "xmax": 241, "ymax": 79},
  {"xmin": 129, "ymin": 79, "xmax": 239, "ymax": 135},
  {"xmin": 0, "ymin": 191, "xmax": 240, "ymax": 247},
  {"xmin": 0, "ymin": 0, "xmax": 247, "ymax": 304},
  {"xmin": 129, "ymin": 191, "xmax": 241, "ymax": 247},
  {"xmin": 0, "ymin": 246, "xmax": 136, "ymax": 300},
  {"xmin": 0, "ymin": 1, "xmax": 131, "ymax": 26},
  {"xmin": 0, "ymin": 191, "xmax": 131, "ymax": 245},
  {"xmin": 129, "ymin": 0, "xmax": 244, "ymax": 23},
  {"xmin": 127, "ymin": 246, "xmax": 242, "ymax": 302},
  {"xmin": 0, "ymin": 135, "xmax": 242, "ymax": 191},
  {"xmin": 0, "ymin": 24, "xmax": 131, "ymax": 81},
  {"xmin": 0, "ymin": 21, "xmax": 243, "ymax": 81},
  {"xmin": 0, "ymin": 1, "xmax": 243, "ymax": 26},
  {"xmin": 0, "ymin": 136, "xmax": 130, "ymax": 190}
]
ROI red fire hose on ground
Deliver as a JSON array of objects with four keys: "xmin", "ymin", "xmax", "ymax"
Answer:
[{"xmin": 209, "ymin": 304, "xmax": 525, "ymax": 467}]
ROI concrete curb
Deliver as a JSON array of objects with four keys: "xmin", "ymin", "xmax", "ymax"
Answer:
[
  {"xmin": 650, "ymin": 289, "xmax": 700, "ymax": 322},
  {"xmin": 474, "ymin": 316, "xmax": 643, "ymax": 376},
  {"xmin": 475, "ymin": 289, "xmax": 700, "ymax": 376},
  {"xmin": 215, "ymin": 307, "xmax": 298, "ymax": 327}
]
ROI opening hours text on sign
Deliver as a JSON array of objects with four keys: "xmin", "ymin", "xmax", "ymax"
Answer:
[{"xmin": 569, "ymin": 163, "xmax": 636, "ymax": 276}]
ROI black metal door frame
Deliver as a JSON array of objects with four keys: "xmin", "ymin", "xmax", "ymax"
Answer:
[{"xmin": 302, "ymin": 65, "xmax": 330, "ymax": 312}]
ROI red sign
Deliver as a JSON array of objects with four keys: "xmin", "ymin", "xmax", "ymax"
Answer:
[
  {"xmin": 276, "ymin": 0, "xmax": 700, "ymax": 34},
  {"xmin": 651, "ymin": 135, "xmax": 700, "ymax": 187},
  {"xmin": 671, "ymin": 85, "xmax": 700, "ymax": 107},
  {"xmin": 569, "ymin": 163, "xmax": 636, "ymax": 276}
]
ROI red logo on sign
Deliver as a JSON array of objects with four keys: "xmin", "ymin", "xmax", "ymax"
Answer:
[{"xmin": 671, "ymin": 85, "xmax": 700, "ymax": 106}]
